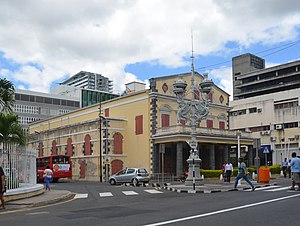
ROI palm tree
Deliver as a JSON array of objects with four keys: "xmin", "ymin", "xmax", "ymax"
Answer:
[
  {"xmin": 0, "ymin": 113, "xmax": 26, "ymax": 189},
  {"xmin": 0, "ymin": 112, "xmax": 26, "ymax": 146},
  {"xmin": 0, "ymin": 78, "xmax": 15, "ymax": 113}
]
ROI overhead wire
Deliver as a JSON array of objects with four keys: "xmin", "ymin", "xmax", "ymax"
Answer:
[{"xmin": 195, "ymin": 39, "xmax": 300, "ymax": 71}]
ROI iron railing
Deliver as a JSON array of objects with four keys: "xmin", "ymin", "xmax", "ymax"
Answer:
[{"xmin": 0, "ymin": 143, "xmax": 36, "ymax": 190}]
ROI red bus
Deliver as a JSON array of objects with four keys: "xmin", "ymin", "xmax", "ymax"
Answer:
[{"xmin": 37, "ymin": 155, "xmax": 72, "ymax": 182}]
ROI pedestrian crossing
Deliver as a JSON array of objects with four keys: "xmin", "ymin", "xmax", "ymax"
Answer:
[
  {"xmin": 74, "ymin": 189, "xmax": 164, "ymax": 199},
  {"xmin": 244, "ymin": 186, "xmax": 291, "ymax": 192}
]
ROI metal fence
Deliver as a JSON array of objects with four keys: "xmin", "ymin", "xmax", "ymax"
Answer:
[
  {"xmin": 0, "ymin": 143, "xmax": 36, "ymax": 190},
  {"xmin": 151, "ymin": 173, "xmax": 179, "ymax": 183}
]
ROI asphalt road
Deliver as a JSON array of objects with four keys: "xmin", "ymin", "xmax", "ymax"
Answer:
[{"xmin": 1, "ymin": 179, "xmax": 299, "ymax": 226}]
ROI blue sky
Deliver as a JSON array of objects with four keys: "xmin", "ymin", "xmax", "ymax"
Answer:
[{"xmin": 1, "ymin": 0, "xmax": 300, "ymax": 98}]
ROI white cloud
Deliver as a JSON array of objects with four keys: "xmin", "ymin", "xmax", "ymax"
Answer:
[
  {"xmin": 0, "ymin": 0, "xmax": 300, "ymax": 95},
  {"xmin": 209, "ymin": 67, "xmax": 233, "ymax": 99}
]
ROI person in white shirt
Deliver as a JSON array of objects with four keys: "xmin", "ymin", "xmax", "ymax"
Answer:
[
  {"xmin": 224, "ymin": 161, "xmax": 233, "ymax": 183},
  {"xmin": 43, "ymin": 165, "xmax": 53, "ymax": 191}
]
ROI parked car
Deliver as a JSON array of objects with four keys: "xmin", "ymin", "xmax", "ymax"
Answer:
[{"xmin": 109, "ymin": 168, "xmax": 150, "ymax": 186}]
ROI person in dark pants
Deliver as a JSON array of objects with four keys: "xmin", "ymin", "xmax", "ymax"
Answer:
[
  {"xmin": 224, "ymin": 161, "xmax": 233, "ymax": 183},
  {"xmin": 281, "ymin": 158, "xmax": 288, "ymax": 178},
  {"xmin": 0, "ymin": 166, "xmax": 6, "ymax": 209}
]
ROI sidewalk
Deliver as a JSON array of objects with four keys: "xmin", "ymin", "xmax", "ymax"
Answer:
[
  {"xmin": 160, "ymin": 176, "xmax": 283, "ymax": 193},
  {"xmin": 2, "ymin": 190, "xmax": 74, "ymax": 211}
]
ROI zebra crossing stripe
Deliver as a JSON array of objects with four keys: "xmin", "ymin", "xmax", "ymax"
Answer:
[
  {"xmin": 74, "ymin": 194, "xmax": 88, "ymax": 199},
  {"xmin": 122, "ymin": 191, "xmax": 139, "ymax": 195},
  {"xmin": 144, "ymin": 189, "xmax": 164, "ymax": 194},
  {"xmin": 244, "ymin": 185, "xmax": 279, "ymax": 191},
  {"xmin": 264, "ymin": 186, "xmax": 290, "ymax": 192},
  {"xmin": 99, "ymin": 192, "xmax": 114, "ymax": 197}
]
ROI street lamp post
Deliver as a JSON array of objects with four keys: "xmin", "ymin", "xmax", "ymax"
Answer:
[{"xmin": 173, "ymin": 53, "xmax": 213, "ymax": 189}]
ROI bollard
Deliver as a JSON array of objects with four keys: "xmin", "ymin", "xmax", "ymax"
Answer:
[
  {"xmin": 220, "ymin": 174, "xmax": 223, "ymax": 181},
  {"xmin": 280, "ymin": 170, "xmax": 284, "ymax": 177}
]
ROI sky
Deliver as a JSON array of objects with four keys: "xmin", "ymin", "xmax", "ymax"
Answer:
[{"xmin": 1, "ymin": 0, "xmax": 300, "ymax": 99}]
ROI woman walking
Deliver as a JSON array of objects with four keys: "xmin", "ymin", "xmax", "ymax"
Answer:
[
  {"xmin": 234, "ymin": 158, "xmax": 255, "ymax": 191},
  {"xmin": 43, "ymin": 166, "xmax": 53, "ymax": 191},
  {"xmin": 0, "ymin": 166, "xmax": 6, "ymax": 209}
]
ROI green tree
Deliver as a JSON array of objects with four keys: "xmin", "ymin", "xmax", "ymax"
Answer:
[
  {"xmin": 0, "ymin": 78, "xmax": 15, "ymax": 113},
  {"xmin": 0, "ymin": 112, "xmax": 26, "ymax": 146}
]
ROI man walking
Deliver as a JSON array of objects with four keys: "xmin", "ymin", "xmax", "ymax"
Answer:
[
  {"xmin": 224, "ymin": 161, "xmax": 233, "ymax": 183},
  {"xmin": 234, "ymin": 158, "xmax": 255, "ymax": 191},
  {"xmin": 288, "ymin": 152, "xmax": 300, "ymax": 191}
]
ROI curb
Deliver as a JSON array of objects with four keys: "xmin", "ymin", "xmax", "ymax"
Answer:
[
  {"xmin": 162, "ymin": 183, "xmax": 277, "ymax": 193},
  {"xmin": 6, "ymin": 191, "xmax": 75, "ymax": 209}
]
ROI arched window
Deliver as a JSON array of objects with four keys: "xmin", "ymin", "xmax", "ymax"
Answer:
[
  {"xmin": 160, "ymin": 104, "xmax": 172, "ymax": 127},
  {"xmin": 113, "ymin": 132, "xmax": 123, "ymax": 154},
  {"xmin": 66, "ymin": 138, "xmax": 73, "ymax": 156},
  {"xmin": 52, "ymin": 140, "xmax": 57, "ymax": 155},
  {"xmin": 38, "ymin": 142, "xmax": 44, "ymax": 157},
  {"xmin": 83, "ymin": 134, "xmax": 92, "ymax": 155}
]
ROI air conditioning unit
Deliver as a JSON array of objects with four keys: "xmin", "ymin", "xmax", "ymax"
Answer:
[
  {"xmin": 257, "ymin": 108, "xmax": 262, "ymax": 113},
  {"xmin": 275, "ymin": 124, "xmax": 283, "ymax": 130},
  {"xmin": 265, "ymin": 131, "xmax": 271, "ymax": 135},
  {"xmin": 260, "ymin": 131, "xmax": 265, "ymax": 135},
  {"xmin": 270, "ymin": 137, "xmax": 276, "ymax": 142}
]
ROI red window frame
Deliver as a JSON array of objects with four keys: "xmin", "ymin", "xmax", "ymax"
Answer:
[
  {"xmin": 135, "ymin": 115, "xmax": 143, "ymax": 135},
  {"xmin": 161, "ymin": 114, "xmax": 170, "ymax": 127},
  {"xmin": 219, "ymin": 121, "xmax": 225, "ymax": 130},
  {"xmin": 207, "ymin": 119, "xmax": 213, "ymax": 129}
]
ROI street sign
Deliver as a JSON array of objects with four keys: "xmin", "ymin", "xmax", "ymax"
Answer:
[
  {"xmin": 262, "ymin": 145, "xmax": 270, "ymax": 154},
  {"xmin": 253, "ymin": 138, "xmax": 261, "ymax": 149}
]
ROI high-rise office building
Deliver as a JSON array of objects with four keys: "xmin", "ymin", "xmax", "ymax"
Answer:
[
  {"xmin": 232, "ymin": 53, "xmax": 300, "ymax": 100},
  {"xmin": 60, "ymin": 71, "xmax": 113, "ymax": 93}
]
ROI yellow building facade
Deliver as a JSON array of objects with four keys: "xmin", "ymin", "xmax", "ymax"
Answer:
[{"xmin": 28, "ymin": 72, "xmax": 253, "ymax": 181}]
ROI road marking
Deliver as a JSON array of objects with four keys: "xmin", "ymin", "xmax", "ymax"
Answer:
[
  {"xmin": 74, "ymin": 194, "xmax": 88, "ymax": 199},
  {"xmin": 264, "ymin": 186, "xmax": 290, "ymax": 192},
  {"xmin": 244, "ymin": 185, "xmax": 279, "ymax": 191},
  {"xmin": 26, "ymin": 212, "xmax": 49, "ymax": 215},
  {"xmin": 99, "ymin": 192, "xmax": 114, "ymax": 197},
  {"xmin": 144, "ymin": 189, "xmax": 163, "ymax": 194},
  {"xmin": 143, "ymin": 194, "xmax": 300, "ymax": 226},
  {"xmin": 122, "ymin": 191, "xmax": 139, "ymax": 196}
]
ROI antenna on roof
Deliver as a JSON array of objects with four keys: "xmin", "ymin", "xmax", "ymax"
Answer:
[{"xmin": 191, "ymin": 28, "xmax": 195, "ymax": 88}]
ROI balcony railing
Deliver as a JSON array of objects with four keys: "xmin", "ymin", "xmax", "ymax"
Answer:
[{"xmin": 155, "ymin": 125, "xmax": 251, "ymax": 138}]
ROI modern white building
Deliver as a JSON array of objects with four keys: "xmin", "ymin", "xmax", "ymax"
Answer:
[
  {"xmin": 50, "ymin": 85, "xmax": 119, "ymax": 108},
  {"xmin": 59, "ymin": 71, "xmax": 113, "ymax": 93},
  {"xmin": 230, "ymin": 88, "xmax": 300, "ymax": 165},
  {"xmin": 14, "ymin": 89, "xmax": 80, "ymax": 133},
  {"xmin": 230, "ymin": 53, "xmax": 300, "ymax": 165}
]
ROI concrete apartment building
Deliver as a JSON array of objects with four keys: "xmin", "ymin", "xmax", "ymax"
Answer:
[
  {"xmin": 230, "ymin": 53, "xmax": 300, "ymax": 165},
  {"xmin": 59, "ymin": 71, "xmax": 113, "ymax": 93}
]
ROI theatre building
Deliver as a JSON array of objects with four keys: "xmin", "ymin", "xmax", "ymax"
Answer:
[{"xmin": 28, "ymin": 72, "xmax": 253, "ymax": 181}]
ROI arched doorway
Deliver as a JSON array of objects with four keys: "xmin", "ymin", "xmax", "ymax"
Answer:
[{"xmin": 111, "ymin": 160, "xmax": 123, "ymax": 175}]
